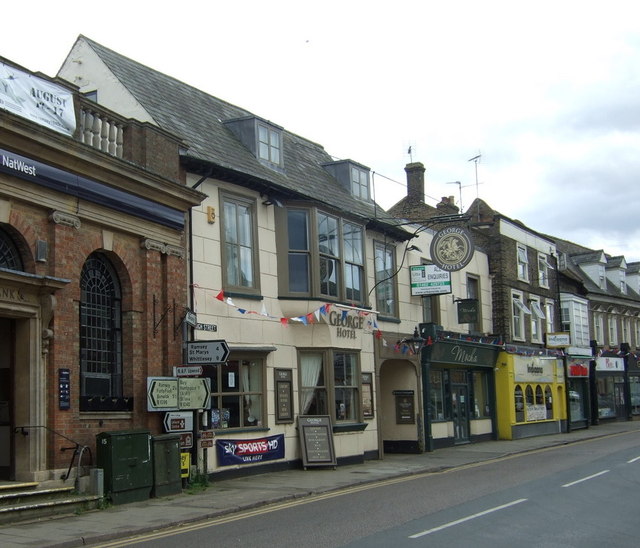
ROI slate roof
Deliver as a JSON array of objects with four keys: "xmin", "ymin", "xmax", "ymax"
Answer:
[{"xmin": 76, "ymin": 36, "xmax": 408, "ymax": 238}]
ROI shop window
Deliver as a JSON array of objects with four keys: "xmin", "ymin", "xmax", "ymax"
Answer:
[
  {"xmin": 535, "ymin": 385, "xmax": 544, "ymax": 406},
  {"xmin": 514, "ymin": 385, "xmax": 524, "ymax": 422},
  {"xmin": 79, "ymin": 253, "xmax": 123, "ymax": 409},
  {"xmin": 471, "ymin": 371, "xmax": 491, "ymax": 418},
  {"xmin": 209, "ymin": 359, "xmax": 264, "ymax": 428},
  {"xmin": 430, "ymin": 370, "xmax": 445, "ymax": 421},
  {"xmin": 525, "ymin": 385, "xmax": 534, "ymax": 420},
  {"xmin": 334, "ymin": 352, "xmax": 358, "ymax": 421},
  {"xmin": 545, "ymin": 385, "xmax": 553, "ymax": 419}
]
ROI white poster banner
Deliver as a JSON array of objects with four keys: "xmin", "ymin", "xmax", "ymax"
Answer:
[{"xmin": 0, "ymin": 62, "xmax": 75, "ymax": 135}]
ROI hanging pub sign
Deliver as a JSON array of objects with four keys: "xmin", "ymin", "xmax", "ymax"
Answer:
[
  {"xmin": 456, "ymin": 299, "xmax": 478, "ymax": 324},
  {"xmin": 429, "ymin": 226, "xmax": 475, "ymax": 271},
  {"xmin": 410, "ymin": 264, "xmax": 451, "ymax": 296}
]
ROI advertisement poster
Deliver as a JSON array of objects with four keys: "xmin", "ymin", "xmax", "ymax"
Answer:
[{"xmin": 216, "ymin": 434, "xmax": 285, "ymax": 466}]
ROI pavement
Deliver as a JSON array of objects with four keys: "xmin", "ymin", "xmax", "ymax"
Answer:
[{"xmin": 2, "ymin": 419, "xmax": 640, "ymax": 547}]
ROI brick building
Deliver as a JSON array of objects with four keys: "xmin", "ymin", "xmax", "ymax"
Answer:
[{"xmin": 0, "ymin": 57, "xmax": 204, "ymax": 482}]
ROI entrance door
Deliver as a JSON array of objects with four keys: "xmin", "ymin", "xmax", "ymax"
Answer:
[
  {"xmin": 452, "ymin": 385, "xmax": 470, "ymax": 444},
  {"xmin": 615, "ymin": 382, "xmax": 626, "ymax": 419},
  {"xmin": 0, "ymin": 318, "xmax": 14, "ymax": 480}
]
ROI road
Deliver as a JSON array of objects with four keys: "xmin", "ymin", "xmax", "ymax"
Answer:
[{"xmin": 95, "ymin": 432, "xmax": 640, "ymax": 548}]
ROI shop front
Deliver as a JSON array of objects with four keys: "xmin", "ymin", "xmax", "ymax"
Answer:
[
  {"xmin": 418, "ymin": 326, "xmax": 500, "ymax": 450},
  {"xmin": 592, "ymin": 354, "xmax": 627, "ymax": 421},
  {"xmin": 565, "ymin": 347, "xmax": 592, "ymax": 430},
  {"xmin": 495, "ymin": 351, "xmax": 566, "ymax": 440}
]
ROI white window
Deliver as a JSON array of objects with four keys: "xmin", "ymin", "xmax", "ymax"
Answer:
[
  {"xmin": 598, "ymin": 266, "xmax": 606, "ymax": 289},
  {"xmin": 545, "ymin": 301, "xmax": 555, "ymax": 333},
  {"xmin": 538, "ymin": 253, "xmax": 551, "ymax": 288},
  {"xmin": 350, "ymin": 166, "xmax": 369, "ymax": 200},
  {"xmin": 512, "ymin": 292, "xmax": 530, "ymax": 341},
  {"xmin": 561, "ymin": 298, "xmax": 589, "ymax": 347},
  {"xmin": 608, "ymin": 316, "xmax": 618, "ymax": 346},
  {"xmin": 530, "ymin": 298, "xmax": 545, "ymax": 342},
  {"xmin": 517, "ymin": 244, "xmax": 529, "ymax": 282},
  {"xmin": 620, "ymin": 271, "xmax": 627, "ymax": 294},
  {"xmin": 635, "ymin": 319, "xmax": 640, "ymax": 348},
  {"xmin": 622, "ymin": 316, "xmax": 631, "ymax": 344},
  {"xmin": 257, "ymin": 123, "xmax": 281, "ymax": 166},
  {"xmin": 593, "ymin": 312, "xmax": 604, "ymax": 345}
]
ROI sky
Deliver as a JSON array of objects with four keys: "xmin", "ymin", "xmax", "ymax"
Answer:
[{"xmin": 3, "ymin": 1, "xmax": 640, "ymax": 260}]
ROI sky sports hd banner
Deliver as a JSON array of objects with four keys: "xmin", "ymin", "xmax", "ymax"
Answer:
[
  {"xmin": 0, "ymin": 61, "xmax": 76, "ymax": 136},
  {"xmin": 216, "ymin": 434, "xmax": 285, "ymax": 466}
]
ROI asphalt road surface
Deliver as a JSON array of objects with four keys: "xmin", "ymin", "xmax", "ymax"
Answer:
[{"xmin": 96, "ymin": 431, "xmax": 640, "ymax": 548}]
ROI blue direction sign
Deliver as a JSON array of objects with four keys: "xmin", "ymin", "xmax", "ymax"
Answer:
[{"xmin": 186, "ymin": 340, "xmax": 230, "ymax": 364}]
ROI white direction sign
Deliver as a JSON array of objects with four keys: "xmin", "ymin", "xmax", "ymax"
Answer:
[
  {"xmin": 186, "ymin": 340, "xmax": 230, "ymax": 364},
  {"xmin": 147, "ymin": 377, "xmax": 178, "ymax": 411},
  {"xmin": 163, "ymin": 411, "xmax": 193, "ymax": 432},
  {"xmin": 178, "ymin": 378, "xmax": 211, "ymax": 410},
  {"xmin": 173, "ymin": 365, "xmax": 203, "ymax": 377}
]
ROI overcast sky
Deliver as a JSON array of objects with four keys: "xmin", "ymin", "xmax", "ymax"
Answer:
[{"xmin": 3, "ymin": 1, "xmax": 640, "ymax": 260}]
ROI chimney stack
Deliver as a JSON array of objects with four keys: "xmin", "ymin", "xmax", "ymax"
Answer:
[{"xmin": 405, "ymin": 162, "xmax": 425, "ymax": 203}]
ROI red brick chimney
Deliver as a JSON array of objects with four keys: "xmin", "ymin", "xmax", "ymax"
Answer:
[{"xmin": 405, "ymin": 162, "xmax": 425, "ymax": 203}]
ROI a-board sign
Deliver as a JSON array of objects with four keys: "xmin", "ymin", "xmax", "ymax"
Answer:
[{"xmin": 297, "ymin": 415, "xmax": 337, "ymax": 469}]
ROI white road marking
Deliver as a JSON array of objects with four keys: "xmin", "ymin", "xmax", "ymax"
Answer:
[
  {"xmin": 408, "ymin": 498, "xmax": 528, "ymax": 539},
  {"xmin": 562, "ymin": 470, "xmax": 609, "ymax": 488},
  {"xmin": 627, "ymin": 456, "xmax": 640, "ymax": 464}
]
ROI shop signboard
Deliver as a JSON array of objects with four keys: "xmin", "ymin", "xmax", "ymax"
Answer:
[{"xmin": 216, "ymin": 434, "xmax": 285, "ymax": 466}]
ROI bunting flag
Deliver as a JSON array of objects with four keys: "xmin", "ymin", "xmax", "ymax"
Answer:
[{"xmin": 192, "ymin": 285, "xmax": 375, "ymax": 327}]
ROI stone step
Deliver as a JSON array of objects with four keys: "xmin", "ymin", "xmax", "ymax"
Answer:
[{"xmin": 0, "ymin": 484, "xmax": 101, "ymax": 525}]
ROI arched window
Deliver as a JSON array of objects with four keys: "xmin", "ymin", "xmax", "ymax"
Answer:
[
  {"xmin": 535, "ymin": 385, "xmax": 544, "ymax": 406},
  {"xmin": 80, "ymin": 253, "xmax": 122, "ymax": 408},
  {"xmin": 545, "ymin": 386, "xmax": 553, "ymax": 419},
  {"xmin": 0, "ymin": 226, "xmax": 23, "ymax": 270},
  {"xmin": 514, "ymin": 385, "xmax": 524, "ymax": 423}
]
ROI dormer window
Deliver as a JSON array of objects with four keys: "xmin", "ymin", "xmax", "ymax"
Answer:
[
  {"xmin": 223, "ymin": 116, "xmax": 284, "ymax": 170},
  {"xmin": 322, "ymin": 160, "xmax": 371, "ymax": 201},
  {"xmin": 257, "ymin": 122, "xmax": 281, "ymax": 165},
  {"xmin": 620, "ymin": 271, "xmax": 627, "ymax": 294},
  {"xmin": 351, "ymin": 166, "xmax": 369, "ymax": 200}
]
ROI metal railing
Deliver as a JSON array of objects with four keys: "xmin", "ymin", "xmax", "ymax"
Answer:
[{"xmin": 14, "ymin": 425, "xmax": 93, "ymax": 490}]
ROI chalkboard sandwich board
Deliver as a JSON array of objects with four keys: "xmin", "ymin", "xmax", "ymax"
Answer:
[{"xmin": 298, "ymin": 415, "xmax": 337, "ymax": 469}]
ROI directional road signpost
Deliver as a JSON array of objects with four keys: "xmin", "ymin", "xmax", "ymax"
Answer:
[{"xmin": 186, "ymin": 340, "xmax": 230, "ymax": 364}]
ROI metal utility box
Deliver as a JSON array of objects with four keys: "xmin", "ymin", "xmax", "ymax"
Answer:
[
  {"xmin": 151, "ymin": 433, "xmax": 182, "ymax": 497},
  {"xmin": 96, "ymin": 430, "xmax": 153, "ymax": 505}
]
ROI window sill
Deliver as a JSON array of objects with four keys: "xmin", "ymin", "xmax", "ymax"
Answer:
[
  {"xmin": 333, "ymin": 422, "xmax": 368, "ymax": 433},
  {"xmin": 376, "ymin": 315, "xmax": 401, "ymax": 324},
  {"xmin": 223, "ymin": 290, "xmax": 263, "ymax": 301}
]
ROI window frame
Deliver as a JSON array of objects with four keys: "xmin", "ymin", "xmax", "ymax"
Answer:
[
  {"xmin": 608, "ymin": 316, "xmax": 618, "ymax": 346},
  {"xmin": 529, "ymin": 297, "xmax": 544, "ymax": 343},
  {"xmin": 538, "ymin": 253, "xmax": 551, "ymax": 288},
  {"xmin": 298, "ymin": 349, "xmax": 362, "ymax": 423},
  {"xmin": 374, "ymin": 240, "xmax": 398, "ymax": 318},
  {"xmin": 79, "ymin": 252, "xmax": 124, "ymax": 410},
  {"xmin": 517, "ymin": 244, "xmax": 529, "ymax": 282},
  {"xmin": 350, "ymin": 165, "xmax": 370, "ymax": 200},
  {"xmin": 220, "ymin": 191, "xmax": 261, "ymax": 296},
  {"xmin": 256, "ymin": 121, "xmax": 282, "ymax": 167},
  {"xmin": 208, "ymin": 357, "xmax": 266, "ymax": 430},
  {"xmin": 511, "ymin": 291, "xmax": 530, "ymax": 341},
  {"xmin": 283, "ymin": 207, "xmax": 365, "ymax": 305}
]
